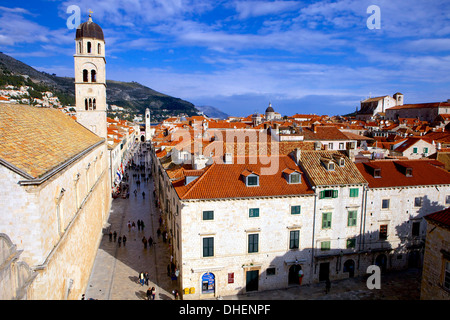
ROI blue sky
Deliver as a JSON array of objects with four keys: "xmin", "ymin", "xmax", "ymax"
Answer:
[{"xmin": 1, "ymin": 0, "xmax": 449, "ymax": 117}]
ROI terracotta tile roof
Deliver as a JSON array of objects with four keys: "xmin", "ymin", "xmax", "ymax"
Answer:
[
  {"xmin": 173, "ymin": 155, "xmax": 314, "ymax": 200},
  {"xmin": 393, "ymin": 137, "xmax": 433, "ymax": 153},
  {"xmin": 298, "ymin": 150, "xmax": 367, "ymax": 186},
  {"xmin": 387, "ymin": 102, "xmax": 450, "ymax": 110},
  {"xmin": 425, "ymin": 207, "xmax": 450, "ymax": 229},
  {"xmin": 355, "ymin": 160, "xmax": 450, "ymax": 188},
  {"xmin": 303, "ymin": 126, "xmax": 351, "ymax": 141},
  {"xmin": 0, "ymin": 104, "xmax": 103, "ymax": 179}
]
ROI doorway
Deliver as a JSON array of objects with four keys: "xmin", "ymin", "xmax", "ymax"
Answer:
[
  {"xmin": 343, "ymin": 259, "xmax": 355, "ymax": 278},
  {"xmin": 375, "ymin": 254, "xmax": 387, "ymax": 272},
  {"xmin": 319, "ymin": 262, "xmax": 330, "ymax": 281},
  {"xmin": 288, "ymin": 264, "xmax": 302, "ymax": 285},
  {"xmin": 246, "ymin": 270, "xmax": 259, "ymax": 292}
]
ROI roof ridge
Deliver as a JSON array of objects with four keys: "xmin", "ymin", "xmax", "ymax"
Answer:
[{"xmin": 181, "ymin": 163, "xmax": 216, "ymax": 199}]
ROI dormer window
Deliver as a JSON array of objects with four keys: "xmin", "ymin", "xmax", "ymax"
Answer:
[
  {"xmin": 328, "ymin": 162, "xmax": 335, "ymax": 171},
  {"xmin": 289, "ymin": 173, "xmax": 301, "ymax": 184},
  {"xmin": 242, "ymin": 169, "xmax": 259, "ymax": 186},
  {"xmin": 339, "ymin": 158, "xmax": 345, "ymax": 167},
  {"xmin": 283, "ymin": 168, "xmax": 301, "ymax": 184},
  {"xmin": 406, "ymin": 168, "xmax": 413, "ymax": 177},
  {"xmin": 374, "ymin": 168, "xmax": 381, "ymax": 178},
  {"xmin": 247, "ymin": 175, "xmax": 259, "ymax": 186}
]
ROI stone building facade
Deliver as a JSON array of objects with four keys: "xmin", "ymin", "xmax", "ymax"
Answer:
[{"xmin": 421, "ymin": 208, "xmax": 450, "ymax": 300}]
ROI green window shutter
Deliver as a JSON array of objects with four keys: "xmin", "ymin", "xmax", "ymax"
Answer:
[
  {"xmin": 291, "ymin": 205, "xmax": 301, "ymax": 215},
  {"xmin": 350, "ymin": 188, "xmax": 358, "ymax": 197},
  {"xmin": 289, "ymin": 230, "xmax": 300, "ymax": 249},
  {"xmin": 319, "ymin": 191, "xmax": 325, "ymax": 199},
  {"xmin": 203, "ymin": 210, "xmax": 214, "ymax": 220},
  {"xmin": 347, "ymin": 211, "xmax": 357, "ymax": 226},
  {"xmin": 346, "ymin": 238, "xmax": 356, "ymax": 248},
  {"xmin": 332, "ymin": 190, "xmax": 338, "ymax": 198},
  {"xmin": 249, "ymin": 208, "xmax": 259, "ymax": 218},
  {"xmin": 248, "ymin": 234, "xmax": 259, "ymax": 253},
  {"xmin": 321, "ymin": 241, "xmax": 331, "ymax": 251},
  {"xmin": 203, "ymin": 237, "xmax": 214, "ymax": 257},
  {"xmin": 322, "ymin": 212, "xmax": 332, "ymax": 229}
]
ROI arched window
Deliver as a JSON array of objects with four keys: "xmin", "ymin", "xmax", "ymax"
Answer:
[
  {"xmin": 98, "ymin": 43, "xmax": 101, "ymax": 55},
  {"xmin": 83, "ymin": 69, "xmax": 88, "ymax": 82},
  {"xmin": 93, "ymin": 98, "xmax": 96, "ymax": 110},
  {"xmin": 85, "ymin": 99, "xmax": 88, "ymax": 110},
  {"xmin": 87, "ymin": 42, "xmax": 92, "ymax": 53},
  {"xmin": 89, "ymin": 98, "xmax": 92, "ymax": 110},
  {"xmin": 78, "ymin": 42, "xmax": 82, "ymax": 54},
  {"xmin": 91, "ymin": 70, "xmax": 97, "ymax": 82}
]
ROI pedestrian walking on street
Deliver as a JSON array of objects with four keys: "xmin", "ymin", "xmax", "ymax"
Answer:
[
  {"xmin": 144, "ymin": 272, "xmax": 149, "ymax": 286},
  {"xmin": 137, "ymin": 220, "xmax": 141, "ymax": 231},
  {"xmin": 118, "ymin": 236, "xmax": 122, "ymax": 247},
  {"xmin": 141, "ymin": 221, "xmax": 145, "ymax": 231},
  {"xmin": 113, "ymin": 231, "xmax": 117, "ymax": 242},
  {"xmin": 123, "ymin": 235, "xmax": 127, "ymax": 247},
  {"xmin": 148, "ymin": 236, "xmax": 153, "ymax": 247},
  {"xmin": 146, "ymin": 287, "xmax": 152, "ymax": 300},
  {"xmin": 142, "ymin": 191, "xmax": 145, "ymax": 199},
  {"xmin": 127, "ymin": 221, "xmax": 131, "ymax": 232},
  {"xmin": 157, "ymin": 228, "xmax": 161, "ymax": 238},
  {"xmin": 109, "ymin": 231, "xmax": 112, "ymax": 242},
  {"xmin": 139, "ymin": 272, "xmax": 145, "ymax": 286},
  {"xmin": 151, "ymin": 287, "xmax": 156, "ymax": 300},
  {"xmin": 142, "ymin": 236, "xmax": 148, "ymax": 249}
]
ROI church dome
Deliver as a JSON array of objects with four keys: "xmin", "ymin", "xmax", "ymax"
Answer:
[
  {"xmin": 75, "ymin": 16, "xmax": 104, "ymax": 40},
  {"xmin": 265, "ymin": 104, "xmax": 274, "ymax": 113}
]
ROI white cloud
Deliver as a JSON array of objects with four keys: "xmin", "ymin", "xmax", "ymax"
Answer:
[{"xmin": 232, "ymin": 1, "xmax": 303, "ymax": 19}]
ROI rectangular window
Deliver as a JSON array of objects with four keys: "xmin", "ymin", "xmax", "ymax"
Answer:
[
  {"xmin": 347, "ymin": 210, "xmax": 357, "ymax": 227},
  {"xmin": 203, "ymin": 210, "xmax": 214, "ymax": 220},
  {"xmin": 289, "ymin": 230, "xmax": 300, "ymax": 249},
  {"xmin": 291, "ymin": 205, "xmax": 301, "ymax": 215},
  {"xmin": 339, "ymin": 142, "xmax": 345, "ymax": 150},
  {"xmin": 444, "ymin": 261, "xmax": 450, "ymax": 290},
  {"xmin": 328, "ymin": 143, "xmax": 333, "ymax": 150},
  {"xmin": 346, "ymin": 238, "xmax": 356, "ymax": 249},
  {"xmin": 266, "ymin": 267, "xmax": 276, "ymax": 276},
  {"xmin": 322, "ymin": 212, "xmax": 332, "ymax": 229},
  {"xmin": 423, "ymin": 147, "xmax": 428, "ymax": 154},
  {"xmin": 248, "ymin": 234, "xmax": 259, "ymax": 253},
  {"xmin": 249, "ymin": 208, "xmax": 259, "ymax": 218},
  {"xmin": 202, "ymin": 237, "xmax": 214, "ymax": 257},
  {"xmin": 320, "ymin": 189, "xmax": 338, "ymax": 199},
  {"xmin": 247, "ymin": 176, "xmax": 259, "ymax": 186},
  {"xmin": 413, "ymin": 147, "xmax": 418, "ymax": 154},
  {"xmin": 321, "ymin": 241, "xmax": 331, "ymax": 251},
  {"xmin": 412, "ymin": 221, "xmax": 421, "ymax": 237},
  {"xmin": 379, "ymin": 225, "xmax": 388, "ymax": 240},
  {"xmin": 414, "ymin": 197, "xmax": 423, "ymax": 207},
  {"xmin": 349, "ymin": 188, "xmax": 359, "ymax": 197},
  {"xmin": 382, "ymin": 199, "xmax": 390, "ymax": 209},
  {"xmin": 290, "ymin": 173, "xmax": 300, "ymax": 184}
]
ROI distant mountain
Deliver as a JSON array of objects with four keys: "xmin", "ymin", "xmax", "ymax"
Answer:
[
  {"xmin": 0, "ymin": 52, "xmax": 199, "ymax": 119},
  {"xmin": 196, "ymin": 105, "xmax": 229, "ymax": 119}
]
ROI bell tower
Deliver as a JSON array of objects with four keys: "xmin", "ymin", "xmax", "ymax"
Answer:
[
  {"xmin": 74, "ymin": 13, "xmax": 107, "ymax": 139},
  {"xmin": 145, "ymin": 108, "xmax": 151, "ymax": 141}
]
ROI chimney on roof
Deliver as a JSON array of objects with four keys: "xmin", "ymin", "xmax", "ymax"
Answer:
[
  {"xmin": 294, "ymin": 148, "xmax": 301, "ymax": 163},
  {"xmin": 224, "ymin": 153, "xmax": 233, "ymax": 164},
  {"xmin": 192, "ymin": 154, "xmax": 208, "ymax": 170}
]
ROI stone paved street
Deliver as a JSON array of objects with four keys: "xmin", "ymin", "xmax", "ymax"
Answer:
[{"xmin": 85, "ymin": 144, "xmax": 178, "ymax": 300}]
